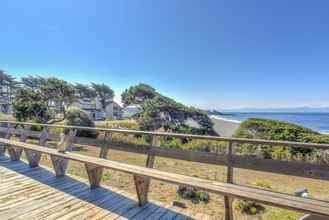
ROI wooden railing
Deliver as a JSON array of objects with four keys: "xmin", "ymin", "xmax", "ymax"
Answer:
[{"xmin": 0, "ymin": 121, "xmax": 329, "ymax": 219}]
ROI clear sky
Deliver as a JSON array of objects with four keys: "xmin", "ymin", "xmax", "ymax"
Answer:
[{"xmin": 1, "ymin": 0, "xmax": 329, "ymax": 109}]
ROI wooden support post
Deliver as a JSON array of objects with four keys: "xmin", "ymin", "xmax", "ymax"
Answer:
[
  {"xmin": 51, "ymin": 129, "xmax": 76, "ymax": 177},
  {"xmin": 0, "ymin": 123, "xmax": 11, "ymax": 156},
  {"xmin": 224, "ymin": 141, "xmax": 234, "ymax": 220},
  {"xmin": 6, "ymin": 126, "xmax": 28, "ymax": 161},
  {"xmin": 134, "ymin": 134, "xmax": 158, "ymax": 206},
  {"xmin": 9, "ymin": 127, "xmax": 24, "ymax": 160},
  {"xmin": 84, "ymin": 131, "xmax": 110, "ymax": 189},
  {"xmin": 85, "ymin": 163, "xmax": 103, "ymax": 189},
  {"xmin": 25, "ymin": 127, "xmax": 48, "ymax": 167},
  {"xmin": 50, "ymin": 155, "xmax": 69, "ymax": 177},
  {"xmin": 57, "ymin": 129, "xmax": 77, "ymax": 152},
  {"xmin": 99, "ymin": 131, "xmax": 110, "ymax": 159},
  {"xmin": 8, "ymin": 126, "xmax": 29, "ymax": 161}
]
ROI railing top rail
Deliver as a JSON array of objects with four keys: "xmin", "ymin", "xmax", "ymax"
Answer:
[{"xmin": 1, "ymin": 120, "xmax": 329, "ymax": 150}]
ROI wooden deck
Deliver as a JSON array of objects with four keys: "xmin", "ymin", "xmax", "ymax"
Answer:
[{"xmin": 0, "ymin": 156, "xmax": 210, "ymax": 220}]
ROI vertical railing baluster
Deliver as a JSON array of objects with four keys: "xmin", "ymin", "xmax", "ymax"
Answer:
[
  {"xmin": 25, "ymin": 126, "xmax": 48, "ymax": 167},
  {"xmin": 99, "ymin": 131, "xmax": 110, "ymax": 158},
  {"xmin": 224, "ymin": 141, "xmax": 234, "ymax": 220},
  {"xmin": 0, "ymin": 122, "xmax": 11, "ymax": 156},
  {"xmin": 134, "ymin": 134, "xmax": 158, "ymax": 206},
  {"xmin": 51, "ymin": 129, "xmax": 76, "ymax": 177},
  {"xmin": 85, "ymin": 131, "xmax": 110, "ymax": 189},
  {"xmin": 8, "ymin": 124, "xmax": 29, "ymax": 161}
]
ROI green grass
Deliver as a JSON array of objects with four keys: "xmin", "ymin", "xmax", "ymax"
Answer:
[{"xmin": 0, "ymin": 112, "xmax": 13, "ymax": 121}]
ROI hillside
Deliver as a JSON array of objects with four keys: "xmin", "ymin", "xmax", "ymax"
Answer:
[
  {"xmin": 235, "ymin": 118, "xmax": 329, "ymax": 142},
  {"xmin": 234, "ymin": 118, "xmax": 329, "ymax": 157}
]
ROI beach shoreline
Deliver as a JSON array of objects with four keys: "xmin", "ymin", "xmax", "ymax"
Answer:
[{"xmin": 209, "ymin": 115, "xmax": 240, "ymax": 137}]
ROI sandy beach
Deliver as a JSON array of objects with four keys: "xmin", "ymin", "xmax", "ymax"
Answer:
[{"xmin": 209, "ymin": 115, "xmax": 241, "ymax": 137}]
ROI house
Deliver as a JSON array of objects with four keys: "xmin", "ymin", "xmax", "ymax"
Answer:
[
  {"xmin": 105, "ymin": 101, "xmax": 123, "ymax": 120},
  {"xmin": 72, "ymin": 97, "xmax": 123, "ymax": 120}
]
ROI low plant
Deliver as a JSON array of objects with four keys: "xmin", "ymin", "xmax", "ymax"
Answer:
[
  {"xmin": 177, "ymin": 185, "xmax": 210, "ymax": 203},
  {"xmin": 254, "ymin": 179, "xmax": 272, "ymax": 189},
  {"xmin": 234, "ymin": 200, "xmax": 265, "ymax": 215}
]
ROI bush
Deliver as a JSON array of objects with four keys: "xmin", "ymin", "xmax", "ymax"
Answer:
[
  {"xmin": 234, "ymin": 200, "xmax": 264, "ymax": 215},
  {"xmin": 65, "ymin": 107, "xmax": 98, "ymax": 138},
  {"xmin": 160, "ymin": 137, "xmax": 182, "ymax": 149},
  {"xmin": 254, "ymin": 179, "xmax": 272, "ymax": 189},
  {"xmin": 177, "ymin": 185, "xmax": 210, "ymax": 203},
  {"xmin": 234, "ymin": 118, "xmax": 329, "ymax": 157}
]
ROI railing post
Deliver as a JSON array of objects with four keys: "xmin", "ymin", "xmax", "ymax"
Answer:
[
  {"xmin": 85, "ymin": 131, "xmax": 110, "ymax": 189},
  {"xmin": 224, "ymin": 141, "xmax": 234, "ymax": 220},
  {"xmin": 134, "ymin": 134, "xmax": 158, "ymax": 206},
  {"xmin": 25, "ymin": 127, "xmax": 48, "ymax": 167},
  {"xmin": 0, "ymin": 122, "xmax": 11, "ymax": 156},
  {"xmin": 8, "ymin": 125, "xmax": 29, "ymax": 161},
  {"xmin": 99, "ymin": 131, "xmax": 110, "ymax": 158},
  {"xmin": 51, "ymin": 129, "xmax": 76, "ymax": 177}
]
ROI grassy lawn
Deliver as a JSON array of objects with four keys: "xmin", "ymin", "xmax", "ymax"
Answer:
[
  {"xmin": 22, "ymin": 139, "xmax": 329, "ymax": 220},
  {"xmin": 0, "ymin": 113, "xmax": 13, "ymax": 121}
]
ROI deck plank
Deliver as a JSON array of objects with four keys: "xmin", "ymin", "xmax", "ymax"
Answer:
[{"xmin": 0, "ymin": 156, "xmax": 207, "ymax": 220}]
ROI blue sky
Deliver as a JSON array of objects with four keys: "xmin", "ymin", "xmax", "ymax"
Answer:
[{"xmin": 1, "ymin": 1, "xmax": 329, "ymax": 109}]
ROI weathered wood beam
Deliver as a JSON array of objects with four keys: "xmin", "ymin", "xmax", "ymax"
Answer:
[
  {"xmin": 84, "ymin": 131, "xmax": 110, "ymax": 189},
  {"xmin": 0, "ymin": 124, "xmax": 12, "ymax": 156},
  {"xmin": 85, "ymin": 163, "xmax": 103, "ymax": 189},
  {"xmin": 224, "ymin": 141, "xmax": 234, "ymax": 220},
  {"xmin": 51, "ymin": 129, "xmax": 76, "ymax": 177},
  {"xmin": 8, "ymin": 126, "xmax": 29, "ymax": 161},
  {"xmin": 25, "ymin": 127, "xmax": 48, "ymax": 167},
  {"xmin": 50, "ymin": 155, "xmax": 69, "ymax": 177},
  {"xmin": 134, "ymin": 135, "xmax": 158, "ymax": 206},
  {"xmin": 99, "ymin": 131, "xmax": 110, "ymax": 159},
  {"xmin": 134, "ymin": 175, "xmax": 149, "ymax": 206}
]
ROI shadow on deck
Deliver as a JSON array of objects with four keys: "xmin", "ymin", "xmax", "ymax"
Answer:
[{"xmin": 0, "ymin": 156, "xmax": 197, "ymax": 220}]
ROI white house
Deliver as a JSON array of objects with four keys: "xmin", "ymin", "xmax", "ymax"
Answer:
[{"xmin": 72, "ymin": 97, "xmax": 123, "ymax": 120}]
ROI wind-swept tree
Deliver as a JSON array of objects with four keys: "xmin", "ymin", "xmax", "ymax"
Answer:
[
  {"xmin": 21, "ymin": 75, "xmax": 46, "ymax": 90},
  {"xmin": 91, "ymin": 83, "xmax": 114, "ymax": 110},
  {"xmin": 0, "ymin": 70, "xmax": 19, "ymax": 102},
  {"xmin": 13, "ymin": 77, "xmax": 75, "ymax": 123},
  {"xmin": 122, "ymin": 83, "xmax": 216, "ymax": 135},
  {"xmin": 121, "ymin": 83, "xmax": 157, "ymax": 106},
  {"xmin": 74, "ymin": 83, "xmax": 96, "ymax": 99}
]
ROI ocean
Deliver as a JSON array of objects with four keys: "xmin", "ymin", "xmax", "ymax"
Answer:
[{"xmin": 218, "ymin": 112, "xmax": 329, "ymax": 134}]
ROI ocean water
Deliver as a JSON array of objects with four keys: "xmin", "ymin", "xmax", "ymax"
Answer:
[{"xmin": 219, "ymin": 112, "xmax": 329, "ymax": 133}]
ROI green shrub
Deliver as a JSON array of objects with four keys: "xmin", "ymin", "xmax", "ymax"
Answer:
[
  {"xmin": 65, "ymin": 107, "xmax": 98, "ymax": 138},
  {"xmin": 234, "ymin": 200, "xmax": 264, "ymax": 215},
  {"xmin": 160, "ymin": 137, "xmax": 182, "ymax": 149},
  {"xmin": 51, "ymin": 127, "xmax": 64, "ymax": 136},
  {"xmin": 177, "ymin": 185, "xmax": 210, "ymax": 203},
  {"xmin": 234, "ymin": 118, "xmax": 329, "ymax": 157},
  {"xmin": 182, "ymin": 139, "xmax": 226, "ymax": 152},
  {"xmin": 29, "ymin": 119, "xmax": 44, "ymax": 132},
  {"xmin": 254, "ymin": 179, "xmax": 272, "ymax": 189},
  {"xmin": 195, "ymin": 190, "xmax": 210, "ymax": 203},
  {"xmin": 102, "ymin": 171, "xmax": 112, "ymax": 181}
]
